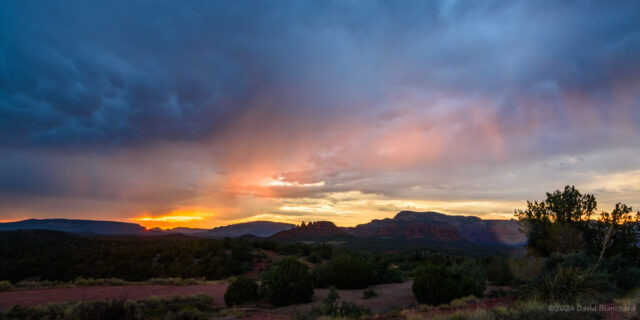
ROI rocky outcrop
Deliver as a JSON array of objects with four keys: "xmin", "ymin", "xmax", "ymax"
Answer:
[
  {"xmin": 269, "ymin": 221, "xmax": 353, "ymax": 241},
  {"xmin": 345, "ymin": 211, "xmax": 525, "ymax": 245}
]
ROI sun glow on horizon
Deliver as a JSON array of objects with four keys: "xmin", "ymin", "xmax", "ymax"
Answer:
[
  {"xmin": 134, "ymin": 216, "xmax": 205, "ymax": 222},
  {"xmin": 131, "ymin": 209, "xmax": 214, "ymax": 229}
]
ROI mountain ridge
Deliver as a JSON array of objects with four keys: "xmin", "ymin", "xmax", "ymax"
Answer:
[
  {"xmin": 344, "ymin": 211, "xmax": 524, "ymax": 245},
  {"xmin": 0, "ymin": 218, "xmax": 147, "ymax": 235},
  {"xmin": 0, "ymin": 212, "xmax": 525, "ymax": 247}
]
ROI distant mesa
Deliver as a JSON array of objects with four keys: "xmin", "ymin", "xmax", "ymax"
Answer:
[
  {"xmin": 269, "ymin": 221, "xmax": 354, "ymax": 241},
  {"xmin": 0, "ymin": 219, "xmax": 294, "ymax": 238},
  {"xmin": 344, "ymin": 211, "xmax": 526, "ymax": 246},
  {"xmin": 203, "ymin": 221, "xmax": 295, "ymax": 238},
  {"xmin": 0, "ymin": 212, "xmax": 526, "ymax": 247},
  {"xmin": 0, "ymin": 219, "xmax": 147, "ymax": 235}
]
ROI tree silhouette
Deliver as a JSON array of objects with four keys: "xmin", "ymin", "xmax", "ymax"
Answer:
[{"xmin": 516, "ymin": 185, "xmax": 639, "ymax": 258}]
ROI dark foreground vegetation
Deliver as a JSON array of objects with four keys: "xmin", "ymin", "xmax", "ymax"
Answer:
[
  {"xmin": 0, "ymin": 232, "xmax": 257, "ymax": 282},
  {"xmin": 0, "ymin": 186, "xmax": 638, "ymax": 319},
  {"xmin": 0, "ymin": 294, "xmax": 216, "ymax": 320}
]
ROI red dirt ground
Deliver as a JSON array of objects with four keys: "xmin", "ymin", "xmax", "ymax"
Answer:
[
  {"xmin": 0, "ymin": 280, "xmax": 530, "ymax": 319},
  {"xmin": 0, "ymin": 282, "xmax": 229, "ymax": 309},
  {"xmin": 0, "ymin": 281, "xmax": 417, "ymax": 314},
  {"xmin": 268, "ymin": 281, "xmax": 418, "ymax": 315}
]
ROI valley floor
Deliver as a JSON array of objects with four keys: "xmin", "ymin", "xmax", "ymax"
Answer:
[
  {"xmin": 0, "ymin": 281, "xmax": 418, "ymax": 314},
  {"xmin": 0, "ymin": 282, "xmax": 230, "ymax": 309}
]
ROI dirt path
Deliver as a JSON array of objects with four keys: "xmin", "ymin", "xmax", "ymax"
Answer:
[{"xmin": 0, "ymin": 282, "xmax": 229, "ymax": 309}]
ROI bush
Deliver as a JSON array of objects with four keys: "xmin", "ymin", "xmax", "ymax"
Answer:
[
  {"xmin": 136, "ymin": 294, "xmax": 215, "ymax": 317},
  {"xmin": 485, "ymin": 257, "xmax": 514, "ymax": 285},
  {"xmin": 307, "ymin": 251, "xmax": 322, "ymax": 264},
  {"xmin": 412, "ymin": 264, "xmax": 486, "ymax": 306},
  {"xmin": 611, "ymin": 267, "xmax": 640, "ymax": 291},
  {"xmin": 521, "ymin": 266, "xmax": 608, "ymax": 304},
  {"xmin": 69, "ymin": 298, "xmax": 134, "ymax": 320},
  {"xmin": 334, "ymin": 302, "xmax": 370, "ymax": 318},
  {"xmin": 262, "ymin": 257, "xmax": 314, "ymax": 306},
  {"xmin": 0, "ymin": 280, "xmax": 14, "ymax": 291},
  {"xmin": 164, "ymin": 309, "xmax": 208, "ymax": 320},
  {"xmin": 450, "ymin": 260, "xmax": 486, "ymax": 298},
  {"xmin": 508, "ymin": 257, "xmax": 544, "ymax": 283},
  {"xmin": 327, "ymin": 253, "xmax": 373, "ymax": 289},
  {"xmin": 74, "ymin": 277, "xmax": 128, "ymax": 287},
  {"xmin": 371, "ymin": 258, "xmax": 404, "ymax": 284},
  {"xmin": 362, "ymin": 289, "xmax": 377, "ymax": 299},
  {"xmin": 306, "ymin": 287, "xmax": 371, "ymax": 319},
  {"xmin": 148, "ymin": 277, "xmax": 200, "ymax": 286},
  {"xmin": 311, "ymin": 264, "xmax": 331, "ymax": 288},
  {"xmin": 224, "ymin": 276, "xmax": 258, "ymax": 306},
  {"xmin": 0, "ymin": 294, "xmax": 216, "ymax": 320}
]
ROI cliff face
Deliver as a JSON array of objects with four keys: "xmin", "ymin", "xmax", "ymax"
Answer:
[
  {"xmin": 345, "ymin": 211, "xmax": 525, "ymax": 245},
  {"xmin": 269, "ymin": 221, "xmax": 353, "ymax": 241}
]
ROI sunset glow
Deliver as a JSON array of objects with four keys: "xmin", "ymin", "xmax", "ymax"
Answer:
[
  {"xmin": 1, "ymin": 1, "xmax": 639, "ymax": 229},
  {"xmin": 131, "ymin": 209, "xmax": 215, "ymax": 229}
]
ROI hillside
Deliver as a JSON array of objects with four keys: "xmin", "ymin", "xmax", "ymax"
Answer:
[
  {"xmin": 205, "ymin": 221, "xmax": 295, "ymax": 238},
  {"xmin": 0, "ymin": 213, "xmax": 525, "ymax": 251},
  {"xmin": 345, "ymin": 211, "xmax": 525, "ymax": 246},
  {"xmin": 269, "ymin": 221, "xmax": 354, "ymax": 241},
  {"xmin": 0, "ymin": 219, "xmax": 147, "ymax": 235}
]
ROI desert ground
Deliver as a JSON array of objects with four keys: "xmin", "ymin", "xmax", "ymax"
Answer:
[{"xmin": 0, "ymin": 281, "xmax": 417, "ymax": 312}]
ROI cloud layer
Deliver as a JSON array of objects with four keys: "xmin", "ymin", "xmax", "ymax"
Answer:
[{"xmin": 1, "ymin": 1, "xmax": 639, "ymax": 227}]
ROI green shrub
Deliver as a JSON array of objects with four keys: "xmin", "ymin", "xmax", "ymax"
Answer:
[
  {"xmin": 136, "ymin": 294, "xmax": 215, "ymax": 318},
  {"xmin": 371, "ymin": 258, "xmax": 404, "ymax": 284},
  {"xmin": 522, "ymin": 266, "xmax": 608, "ymax": 304},
  {"xmin": 14, "ymin": 280, "xmax": 65, "ymax": 289},
  {"xmin": 412, "ymin": 264, "xmax": 486, "ymax": 306},
  {"xmin": 327, "ymin": 253, "xmax": 373, "ymax": 289},
  {"xmin": 0, "ymin": 294, "xmax": 216, "ymax": 320},
  {"xmin": 334, "ymin": 302, "xmax": 370, "ymax": 318},
  {"xmin": 450, "ymin": 260, "xmax": 486, "ymax": 298},
  {"xmin": 311, "ymin": 263, "xmax": 331, "ymax": 288},
  {"xmin": 0, "ymin": 280, "xmax": 14, "ymax": 291},
  {"xmin": 148, "ymin": 277, "xmax": 200, "ymax": 286},
  {"xmin": 69, "ymin": 298, "xmax": 134, "ymax": 320},
  {"xmin": 616, "ymin": 267, "xmax": 640, "ymax": 291},
  {"xmin": 307, "ymin": 251, "xmax": 322, "ymax": 264},
  {"xmin": 508, "ymin": 257, "xmax": 544, "ymax": 282},
  {"xmin": 487, "ymin": 288, "xmax": 510, "ymax": 298},
  {"xmin": 375, "ymin": 266, "xmax": 404, "ymax": 284},
  {"xmin": 164, "ymin": 309, "xmax": 208, "ymax": 320},
  {"xmin": 224, "ymin": 276, "xmax": 258, "ymax": 306},
  {"xmin": 74, "ymin": 277, "xmax": 129, "ymax": 287},
  {"xmin": 262, "ymin": 257, "xmax": 314, "ymax": 306},
  {"xmin": 485, "ymin": 257, "xmax": 513, "ymax": 285},
  {"xmin": 306, "ymin": 287, "xmax": 370, "ymax": 319},
  {"xmin": 322, "ymin": 287, "xmax": 340, "ymax": 315},
  {"xmin": 362, "ymin": 289, "xmax": 377, "ymax": 299}
]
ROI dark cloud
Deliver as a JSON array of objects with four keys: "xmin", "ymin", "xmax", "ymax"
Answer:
[
  {"xmin": 2, "ymin": 0, "xmax": 637, "ymax": 148},
  {"xmin": 1, "ymin": 0, "xmax": 639, "ymax": 224}
]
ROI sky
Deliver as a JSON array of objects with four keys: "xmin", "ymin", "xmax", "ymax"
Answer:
[{"xmin": 1, "ymin": 0, "xmax": 639, "ymax": 229}]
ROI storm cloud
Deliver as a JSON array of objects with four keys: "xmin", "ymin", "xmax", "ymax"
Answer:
[{"xmin": 1, "ymin": 0, "xmax": 639, "ymax": 226}]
